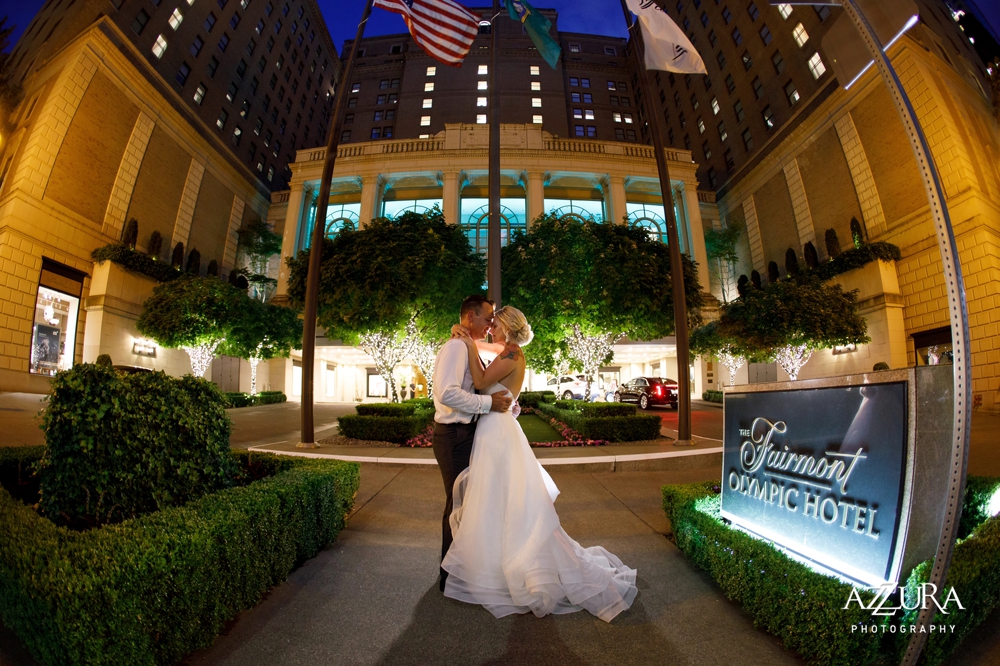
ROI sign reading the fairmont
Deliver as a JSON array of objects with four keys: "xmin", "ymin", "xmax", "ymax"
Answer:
[{"xmin": 721, "ymin": 383, "xmax": 909, "ymax": 586}]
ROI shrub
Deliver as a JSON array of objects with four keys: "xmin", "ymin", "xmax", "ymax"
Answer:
[
  {"xmin": 804, "ymin": 241, "xmax": 820, "ymax": 269},
  {"xmin": 957, "ymin": 476, "xmax": 1000, "ymax": 539},
  {"xmin": 258, "ymin": 391, "xmax": 287, "ymax": 405},
  {"xmin": 95, "ymin": 354, "xmax": 112, "ymax": 367},
  {"xmin": 554, "ymin": 399, "xmax": 585, "ymax": 411},
  {"xmin": 767, "ymin": 260, "xmax": 780, "ymax": 283},
  {"xmin": 206, "ymin": 259, "xmax": 219, "ymax": 277},
  {"xmin": 171, "ymin": 242, "xmax": 185, "ymax": 268},
  {"xmin": 0, "ymin": 446, "xmax": 44, "ymax": 505},
  {"xmin": 0, "ymin": 453, "xmax": 359, "ymax": 666},
  {"xmin": 147, "ymin": 230, "xmax": 163, "ymax": 259},
  {"xmin": 872, "ymin": 362, "xmax": 890, "ymax": 372},
  {"xmin": 702, "ymin": 390, "xmax": 723, "ymax": 403},
  {"xmin": 402, "ymin": 397, "xmax": 434, "ymax": 410},
  {"xmin": 91, "ymin": 244, "xmax": 181, "ymax": 283},
  {"xmin": 356, "ymin": 403, "xmax": 416, "ymax": 417},
  {"xmin": 536, "ymin": 402, "xmax": 660, "ymax": 442},
  {"xmin": 337, "ymin": 412, "xmax": 434, "ymax": 442},
  {"xmin": 578, "ymin": 403, "xmax": 636, "ymax": 417},
  {"xmin": 186, "ymin": 248, "xmax": 201, "ymax": 274},
  {"xmin": 518, "ymin": 391, "xmax": 555, "ymax": 408},
  {"xmin": 39, "ymin": 364, "xmax": 235, "ymax": 526},
  {"xmin": 809, "ymin": 242, "xmax": 902, "ymax": 282},
  {"xmin": 122, "ymin": 218, "xmax": 139, "ymax": 249},
  {"xmin": 785, "ymin": 248, "xmax": 800, "ymax": 276},
  {"xmin": 825, "ymin": 228, "xmax": 842, "ymax": 258},
  {"xmin": 223, "ymin": 392, "xmax": 288, "ymax": 408}
]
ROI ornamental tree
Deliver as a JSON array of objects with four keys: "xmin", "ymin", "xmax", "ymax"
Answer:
[
  {"xmin": 137, "ymin": 275, "xmax": 248, "ymax": 377},
  {"xmin": 689, "ymin": 321, "xmax": 746, "ymax": 386},
  {"xmin": 704, "ymin": 224, "xmax": 742, "ymax": 304},
  {"xmin": 220, "ymin": 298, "xmax": 302, "ymax": 395},
  {"xmin": 236, "ymin": 218, "xmax": 283, "ymax": 302},
  {"xmin": 501, "ymin": 214, "xmax": 704, "ymax": 379}
]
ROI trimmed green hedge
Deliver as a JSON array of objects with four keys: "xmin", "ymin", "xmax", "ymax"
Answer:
[
  {"xmin": 92, "ymin": 244, "xmax": 181, "ymax": 283},
  {"xmin": 0, "ymin": 449, "xmax": 360, "ymax": 666},
  {"xmin": 810, "ymin": 241, "xmax": 902, "ymax": 282},
  {"xmin": 337, "ymin": 409, "xmax": 435, "ymax": 442},
  {"xmin": 0, "ymin": 446, "xmax": 44, "ymax": 505},
  {"xmin": 554, "ymin": 399, "xmax": 585, "ymax": 410},
  {"xmin": 537, "ymin": 402, "xmax": 660, "ymax": 442},
  {"xmin": 663, "ymin": 477, "xmax": 1000, "ymax": 666},
  {"xmin": 579, "ymin": 403, "xmax": 637, "ymax": 417},
  {"xmin": 703, "ymin": 390, "xmax": 723, "ymax": 403},
  {"xmin": 518, "ymin": 391, "xmax": 555, "ymax": 408},
  {"xmin": 402, "ymin": 397, "xmax": 434, "ymax": 410},
  {"xmin": 223, "ymin": 391, "xmax": 288, "ymax": 408},
  {"xmin": 356, "ymin": 403, "xmax": 416, "ymax": 416}
]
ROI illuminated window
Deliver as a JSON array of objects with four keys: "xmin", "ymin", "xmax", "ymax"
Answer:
[
  {"xmin": 762, "ymin": 105, "xmax": 774, "ymax": 130},
  {"xmin": 152, "ymin": 34, "xmax": 168, "ymax": 58},
  {"xmin": 426, "ymin": 66, "xmax": 436, "ymax": 76},
  {"xmin": 697, "ymin": 117, "xmax": 705, "ymax": 134},
  {"xmin": 623, "ymin": 112, "xmax": 633, "ymax": 123},
  {"xmin": 423, "ymin": 98, "xmax": 432, "ymax": 108},
  {"xmin": 792, "ymin": 22, "xmax": 809, "ymax": 47},
  {"xmin": 193, "ymin": 84, "xmax": 206, "ymax": 104},
  {"xmin": 477, "ymin": 97, "xmax": 487, "ymax": 106},
  {"xmin": 528, "ymin": 97, "xmax": 540, "ymax": 108},
  {"xmin": 584, "ymin": 109, "xmax": 594, "ymax": 119},
  {"xmin": 777, "ymin": 4, "xmax": 792, "ymax": 19},
  {"xmin": 718, "ymin": 120, "xmax": 728, "ymax": 141},
  {"xmin": 419, "ymin": 134, "xmax": 430, "ymax": 139},
  {"xmin": 532, "ymin": 114, "xmax": 543, "ymax": 124},
  {"xmin": 478, "ymin": 64, "xmax": 488, "ymax": 75},
  {"xmin": 807, "ymin": 52, "xmax": 826, "ymax": 79},
  {"xmin": 530, "ymin": 65, "xmax": 540, "ymax": 75},
  {"xmin": 169, "ymin": 8, "xmax": 184, "ymax": 29},
  {"xmin": 477, "ymin": 114, "xmax": 487, "ymax": 124},
  {"xmin": 711, "ymin": 97, "xmax": 720, "ymax": 114},
  {"xmin": 30, "ymin": 263, "xmax": 84, "ymax": 376},
  {"xmin": 424, "ymin": 82, "xmax": 434, "ymax": 91},
  {"xmin": 784, "ymin": 80, "xmax": 800, "ymax": 105},
  {"xmin": 420, "ymin": 115, "xmax": 431, "ymax": 126},
  {"xmin": 613, "ymin": 112, "xmax": 622, "ymax": 122},
  {"xmin": 531, "ymin": 81, "xmax": 541, "ymax": 91},
  {"xmin": 478, "ymin": 80, "xmax": 488, "ymax": 90}
]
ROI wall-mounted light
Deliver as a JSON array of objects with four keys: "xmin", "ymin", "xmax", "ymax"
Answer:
[{"xmin": 133, "ymin": 338, "xmax": 157, "ymax": 357}]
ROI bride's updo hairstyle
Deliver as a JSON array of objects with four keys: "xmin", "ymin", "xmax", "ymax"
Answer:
[{"xmin": 493, "ymin": 306, "xmax": 533, "ymax": 346}]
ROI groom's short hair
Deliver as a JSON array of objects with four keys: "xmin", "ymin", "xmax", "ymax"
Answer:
[{"xmin": 460, "ymin": 294, "xmax": 494, "ymax": 320}]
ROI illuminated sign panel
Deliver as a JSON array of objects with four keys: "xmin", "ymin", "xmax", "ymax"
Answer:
[{"xmin": 721, "ymin": 382, "xmax": 908, "ymax": 586}]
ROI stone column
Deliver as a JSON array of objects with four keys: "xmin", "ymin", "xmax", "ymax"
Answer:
[
  {"xmin": 359, "ymin": 174, "xmax": 384, "ymax": 227},
  {"xmin": 834, "ymin": 113, "xmax": 886, "ymax": 237},
  {"xmin": 171, "ymin": 160, "xmax": 206, "ymax": 250},
  {"xmin": 275, "ymin": 182, "xmax": 312, "ymax": 298},
  {"xmin": 607, "ymin": 175, "xmax": 627, "ymax": 225},
  {"xmin": 525, "ymin": 171, "xmax": 545, "ymax": 226},
  {"xmin": 742, "ymin": 195, "xmax": 765, "ymax": 273},
  {"xmin": 222, "ymin": 196, "xmax": 245, "ymax": 270},
  {"xmin": 683, "ymin": 183, "xmax": 711, "ymax": 291},
  {"xmin": 102, "ymin": 112, "xmax": 155, "ymax": 240},
  {"xmin": 442, "ymin": 171, "xmax": 461, "ymax": 225},
  {"xmin": 783, "ymin": 159, "xmax": 816, "ymax": 250}
]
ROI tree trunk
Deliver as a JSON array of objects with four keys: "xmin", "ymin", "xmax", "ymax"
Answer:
[{"xmin": 249, "ymin": 356, "xmax": 260, "ymax": 395}]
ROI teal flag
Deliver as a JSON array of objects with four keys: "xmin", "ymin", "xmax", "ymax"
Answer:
[{"xmin": 507, "ymin": 0, "xmax": 561, "ymax": 69}]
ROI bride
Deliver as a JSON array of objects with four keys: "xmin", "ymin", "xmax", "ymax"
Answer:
[{"xmin": 442, "ymin": 306, "xmax": 638, "ymax": 622}]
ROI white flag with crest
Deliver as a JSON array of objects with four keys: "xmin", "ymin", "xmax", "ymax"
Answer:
[{"xmin": 626, "ymin": 0, "xmax": 708, "ymax": 74}]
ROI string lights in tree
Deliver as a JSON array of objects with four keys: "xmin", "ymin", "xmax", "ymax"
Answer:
[
  {"xmin": 247, "ymin": 339, "xmax": 270, "ymax": 395},
  {"xmin": 360, "ymin": 325, "xmax": 414, "ymax": 403},
  {"xmin": 566, "ymin": 325, "xmax": 622, "ymax": 400},
  {"xmin": 407, "ymin": 318, "xmax": 439, "ymax": 398},
  {"xmin": 717, "ymin": 345, "xmax": 747, "ymax": 386},
  {"xmin": 774, "ymin": 344, "xmax": 813, "ymax": 381},
  {"xmin": 181, "ymin": 339, "xmax": 223, "ymax": 378}
]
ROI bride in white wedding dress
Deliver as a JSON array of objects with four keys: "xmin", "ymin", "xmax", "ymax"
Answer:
[{"xmin": 442, "ymin": 306, "xmax": 638, "ymax": 623}]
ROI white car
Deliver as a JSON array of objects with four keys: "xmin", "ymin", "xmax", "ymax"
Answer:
[{"xmin": 546, "ymin": 375, "xmax": 602, "ymax": 401}]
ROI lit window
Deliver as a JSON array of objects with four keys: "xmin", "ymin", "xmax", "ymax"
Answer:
[
  {"xmin": 424, "ymin": 82, "xmax": 434, "ymax": 92},
  {"xmin": 531, "ymin": 81, "xmax": 541, "ymax": 91},
  {"xmin": 217, "ymin": 109, "xmax": 228, "ymax": 129},
  {"xmin": 807, "ymin": 52, "xmax": 826, "ymax": 79},
  {"xmin": 420, "ymin": 115, "xmax": 431, "ymax": 126},
  {"xmin": 477, "ymin": 97, "xmax": 487, "ymax": 106},
  {"xmin": 584, "ymin": 109, "xmax": 594, "ymax": 119},
  {"xmin": 777, "ymin": 4, "xmax": 792, "ymax": 19},
  {"xmin": 419, "ymin": 134, "xmax": 430, "ymax": 139},
  {"xmin": 478, "ymin": 64, "xmax": 488, "ymax": 75},
  {"xmin": 762, "ymin": 105, "xmax": 774, "ymax": 130},
  {"xmin": 792, "ymin": 22, "xmax": 809, "ymax": 47},
  {"xmin": 530, "ymin": 65, "xmax": 540, "ymax": 75},
  {"xmin": 532, "ymin": 114, "xmax": 543, "ymax": 124},
  {"xmin": 423, "ymin": 98, "xmax": 433, "ymax": 108},
  {"xmin": 784, "ymin": 80, "xmax": 800, "ymax": 105},
  {"xmin": 613, "ymin": 112, "xmax": 622, "ymax": 122},
  {"xmin": 623, "ymin": 113, "xmax": 633, "ymax": 123},
  {"xmin": 569, "ymin": 43, "xmax": 580, "ymax": 53},
  {"xmin": 718, "ymin": 120, "xmax": 728, "ymax": 141},
  {"xmin": 426, "ymin": 66, "xmax": 436, "ymax": 76},
  {"xmin": 169, "ymin": 8, "xmax": 184, "ymax": 29},
  {"xmin": 477, "ymin": 114, "xmax": 487, "ymax": 124},
  {"xmin": 478, "ymin": 80, "xmax": 488, "ymax": 90},
  {"xmin": 711, "ymin": 97, "xmax": 720, "ymax": 114},
  {"xmin": 152, "ymin": 34, "xmax": 168, "ymax": 58},
  {"xmin": 697, "ymin": 118, "xmax": 705, "ymax": 134},
  {"xmin": 351, "ymin": 82, "xmax": 361, "ymax": 92},
  {"xmin": 532, "ymin": 97, "xmax": 542, "ymax": 107},
  {"xmin": 193, "ymin": 84, "xmax": 206, "ymax": 104}
]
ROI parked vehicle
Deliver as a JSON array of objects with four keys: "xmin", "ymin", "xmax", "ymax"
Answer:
[
  {"xmin": 546, "ymin": 374, "xmax": 602, "ymax": 401},
  {"xmin": 613, "ymin": 377, "xmax": 678, "ymax": 410}
]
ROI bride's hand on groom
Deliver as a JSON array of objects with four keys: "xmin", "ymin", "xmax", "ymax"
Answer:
[{"xmin": 450, "ymin": 324, "xmax": 471, "ymax": 339}]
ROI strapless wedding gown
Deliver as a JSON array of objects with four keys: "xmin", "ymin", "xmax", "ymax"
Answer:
[{"xmin": 442, "ymin": 384, "xmax": 638, "ymax": 622}]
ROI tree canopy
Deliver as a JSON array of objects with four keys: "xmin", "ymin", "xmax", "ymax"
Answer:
[
  {"xmin": 501, "ymin": 214, "xmax": 704, "ymax": 372},
  {"xmin": 219, "ymin": 298, "xmax": 302, "ymax": 362},
  {"xmin": 286, "ymin": 209, "xmax": 487, "ymax": 343},
  {"xmin": 137, "ymin": 276, "xmax": 247, "ymax": 349}
]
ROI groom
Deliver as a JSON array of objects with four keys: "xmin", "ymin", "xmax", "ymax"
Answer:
[{"xmin": 432, "ymin": 294, "xmax": 512, "ymax": 591}]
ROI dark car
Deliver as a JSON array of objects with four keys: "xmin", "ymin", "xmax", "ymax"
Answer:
[{"xmin": 614, "ymin": 377, "xmax": 678, "ymax": 410}]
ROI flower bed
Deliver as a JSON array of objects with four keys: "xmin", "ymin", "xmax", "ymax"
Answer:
[
  {"xmin": 522, "ymin": 407, "xmax": 609, "ymax": 447},
  {"xmin": 536, "ymin": 400, "xmax": 661, "ymax": 442},
  {"xmin": 0, "ymin": 448, "xmax": 360, "ymax": 666}
]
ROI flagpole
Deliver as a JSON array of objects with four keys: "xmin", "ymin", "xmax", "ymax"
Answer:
[
  {"xmin": 618, "ymin": 0, "xmax": 693, "ymax": 445},
  {"xmin": 298, "ymin": 0, "xmax": 375, "ymax": 447},
  {"xmin": 487, "ymin": 0, "xmax": 502, "ymax": 306}
]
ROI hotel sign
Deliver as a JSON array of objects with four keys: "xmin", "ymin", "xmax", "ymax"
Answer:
[{"xmin": 721, "ymin": 382, "xmax": 909, "ymax": 586}]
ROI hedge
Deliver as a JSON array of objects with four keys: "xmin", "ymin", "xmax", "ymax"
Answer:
[
  {"xmin": 537, "ymin": 401, "xmax": 660, "ymax": 442},
  {"xmin": 810, "ymin": 241, "xmax": 902, "ymax": 282},
  {"xmin": 0, "ymin": 448, "xmax": 359, "ymax": 666},
  {"xmin": 402, "ymin": 397, "xmax": 434, "ymax": 410},
  {"xmin": 356, "ymin": 403, "xmax": 416, "ymax": 417},
  {"xmin": 0, "ymin": 446, "xmax": 44, "ymax": 505},
  {"xmin": 518, "ymin": 391, "xmax": 555, "ymax": 408},
  {"xmin": 663, "ymin": 477, "xmax": 1000, "ymax": 666},
  {"xmin": 91, "ymin": 244, "xmax": 181, "ymax": 283},
  {"xmin": 703, "ymin": 390, "xmax": 723, "ymax": 403},
  {"xmin": 223, "ymin": 391, "xmax": 288, "ymax": 408},
  {"xmin": 337, "ymin": 409, "xmax": 435, "ymax": 442}
]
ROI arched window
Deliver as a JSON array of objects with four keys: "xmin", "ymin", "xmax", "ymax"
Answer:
[
  {"xmin": 545, "ymin": 198, "xmax": 604, "ymax": 223},
  {"xmin": 324, "ymin": 203, "xmax": 360, "ymax": 238},
  {"xmin": 381, "ymin": 199, "xmax": 443, "ymax": 219},
  {"xmin": 626, "ymin": 203, "xmax": 668, "ymax": 244},
  {"xmin": 461, "ymin": 203, "xmax": 525, "ymax": 254}
]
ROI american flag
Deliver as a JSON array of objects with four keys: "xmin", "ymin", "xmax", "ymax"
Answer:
[{"xmin": 373, "ymin": 0, "xmax": 480, "ymax": 66}]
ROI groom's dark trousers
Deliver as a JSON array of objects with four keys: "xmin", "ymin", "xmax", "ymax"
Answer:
[{"xmin": 432, "ymin": 420, "xmax": 477, "ymax": 588}]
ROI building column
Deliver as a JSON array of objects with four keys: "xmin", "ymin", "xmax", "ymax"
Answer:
[
  {"xmin": 222, "ymin": 196, "xmax": 245, "ymax": 271},
  {"xmin": 834, "ymin": 113, "xmax": 887, "ymax": 237},
  {"xmin": 742, "ymin": 195, "xmax": 765, "ymax": 273},
  {"xmin": 442, "ymin": 171, "xmax": 461, "ymax": 225},
  {"xmin": 359, "ymin": 174, "xmax": 384, "ymax": 227},
  {"xmin": 525, "ymin": 171, "xmax": 545, "ymax": 226},
  {"xmin": 276, "ymin": 182, "xmax": 312, "ymax": 299},
  {"xmin": 102, "ymin": 112, "xmax": 155, "ymax": 240},
  {"xmin": 682, "ymin": 183, "xmax": 710, "ymax": 292},
  {"xmin": 783, "ymin": 159, "xmax": 816, "ymax": 251},
  {"xmin": 171, "ymin": 160, "xmax": 206, "ymax": 251},
  {"xmin": 606, "ymin": 175, "xmax": 627, "ymax": 225}
]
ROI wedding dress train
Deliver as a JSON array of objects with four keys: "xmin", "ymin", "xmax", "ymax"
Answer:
[{"xmin": 442, "ymin": 384, "xmax": 638, "ymax": 622}]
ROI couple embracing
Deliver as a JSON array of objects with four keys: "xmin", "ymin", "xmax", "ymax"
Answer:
[{"xmin": 430, "ymin": 295, "xmax": 638, "ymax": 622}]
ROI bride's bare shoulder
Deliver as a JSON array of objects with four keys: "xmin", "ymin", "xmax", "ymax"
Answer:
[{"xmin": 498, "ymin": 343, "xmax": 523, "ymax": 362}]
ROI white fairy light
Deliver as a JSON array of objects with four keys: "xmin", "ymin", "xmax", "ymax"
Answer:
[
  {"xmin": 248, "ymin": 340, "xmax": 267, "ymax": 395},
  {"xmin": 717, "ymin": 345, "xmax": 746, "ymax": 386},
  {"xmin": 566, "ymin": 324, "xmax": 621, "ymax": 399},
  {"xmin": 182, "ymin": 339, "xmax": 223, "ymax": 378},
  {"xmin": 407, "ymin": 317, "xmax": 439, "ymax": 398},
  {"xmin": 774, "ymin": 344, "xmax": 812, "ymax": 381},
  {"xmin": 360, "ymin": 322, "xmax": 415, "ymax": 403}
]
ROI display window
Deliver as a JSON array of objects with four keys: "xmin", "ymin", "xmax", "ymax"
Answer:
[{"xmin": 30, "ymin": 260, "xmax": 85, "ymax": 376}]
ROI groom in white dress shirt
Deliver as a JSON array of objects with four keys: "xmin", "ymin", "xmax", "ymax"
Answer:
[{"xmin": 432, "ymin": 294, "xmax": 512, "ymax": 592}]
